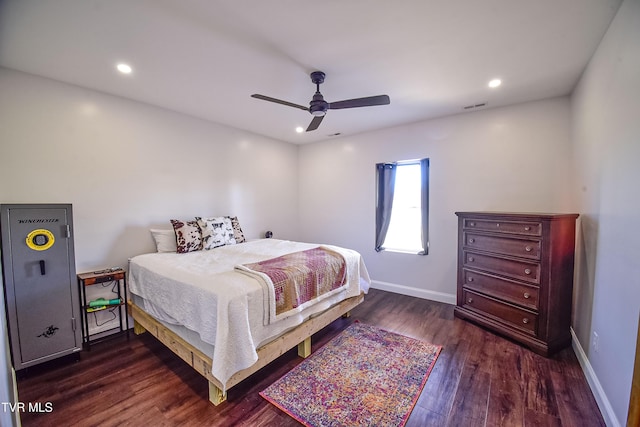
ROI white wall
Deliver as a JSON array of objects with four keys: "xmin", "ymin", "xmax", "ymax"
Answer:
[
  {"xmin": 0, "ymin": 68, "xmax": 300, "ymax": 272},
  {"xmin": 571, "ymin": 0, "xmax": 640, "ymax": 424},
  {"xmin": 298, "ymin": 97, "xmax": 575, "ymax": 302}
]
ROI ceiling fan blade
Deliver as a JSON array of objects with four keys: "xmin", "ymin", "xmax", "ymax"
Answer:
[
  {"xmin": 328, "ymin": 95, "xmax": 390, "ymax": 110},
  {"xmin": 306, "ymin": 115, "xmax": 324, "ymax": 132},
  {"xmin": 251, "ymin": 94, "xmax": 309, "ymax": 111}
]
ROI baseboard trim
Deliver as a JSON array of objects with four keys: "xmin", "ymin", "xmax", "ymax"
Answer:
[
  {"xmin": 571, "ymin": 327, "xmax": 621, "ymax": 427},
  {"xmin": 369, "ymin": 280, "xmax": 456, "ymax": 305}
]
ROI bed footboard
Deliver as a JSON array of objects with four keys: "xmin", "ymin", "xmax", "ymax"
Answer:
[{"xmin": 128, "ymin": 292, "xmax": 364, "ymax": 405}]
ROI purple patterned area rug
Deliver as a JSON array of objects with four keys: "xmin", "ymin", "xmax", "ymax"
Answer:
[{"xmin": 260, "ymin": 322, "xmax": 442, "ymax": 427}]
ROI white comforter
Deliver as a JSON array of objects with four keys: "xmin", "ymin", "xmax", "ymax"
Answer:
[{"xmin": 128, "ymin": 239, "xmax": 370, "ymax": 390}]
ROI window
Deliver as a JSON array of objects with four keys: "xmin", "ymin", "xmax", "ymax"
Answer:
[{"xmin": 375, "ymin": 158, "xmax": 429, "ymax": 254}]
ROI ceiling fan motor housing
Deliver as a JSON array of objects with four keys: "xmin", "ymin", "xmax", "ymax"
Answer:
[
  {"xmin": 309, "ymin": 71, "xmax": 328, "ymax": 116},
  {"xmin": 310, "ymin": 92, "xmax": 328, "ymax": 116}
]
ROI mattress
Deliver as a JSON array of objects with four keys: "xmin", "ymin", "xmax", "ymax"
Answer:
[{"xmin": 128, "ymin": 239, "xmax": 370, "ymax": 388}]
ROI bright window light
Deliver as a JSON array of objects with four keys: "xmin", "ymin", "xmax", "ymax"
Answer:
[{"xmin": 382, "ymin": 162, "xmax": 423, "ymax": 253}]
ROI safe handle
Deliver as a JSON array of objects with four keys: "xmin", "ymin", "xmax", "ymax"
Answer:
[{"xmin": 39, "ymin": 260, "xmax": 46, "ymax": 275}]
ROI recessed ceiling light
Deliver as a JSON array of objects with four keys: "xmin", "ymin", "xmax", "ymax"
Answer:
[
  {"xmin": 488, "ymin": 79, "xmax": 502, "ymax": 88},
  {"xmin": 116, "ymin": 63, "xmax": 132, "ymax": 74},
  {"xmin": 295, "ymin": 126, "xmax": 304, "ymax": 133}
]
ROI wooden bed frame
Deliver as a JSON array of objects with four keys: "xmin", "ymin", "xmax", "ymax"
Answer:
[{"xmin": 128, "ymin": 292, "xmax": 364, "ymax": 405}]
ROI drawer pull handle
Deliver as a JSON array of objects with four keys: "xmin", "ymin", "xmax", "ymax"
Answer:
[
  {"xmin": 469, "ymin": 222, "xmax": 475, "ymax": 227},
  {"xmin": 467, "ymin": 298, "xmax": 473, "ymax": 304},
  {"xmin": 468, "ymin": 238, "xmax": 475, "ymax": 244},
  {"xmin": 522, "ymin": 318, "xmax": 529, "ymax": 324},
  {"xmin": 525, "ymin": 246, "xmax": 532, "ymax": 252},
  {"xmin": 524, "ymin": 268, "xmax": 532, "ymax": 275},
  {"xmin": 467, "ymin": 277, "xmax": 474, "ymax": 282},
  {"xmin": 524, "ymin": 226, "xmax": 531, "ymax": 231},
  {"xmin": 496, "ymin": 223, "xmax": 500, "ymax": 227},
  {"xmin": 468, "ymin": 256, "xmax": 475, "ymax": 262},
  {"xmin": 523, "ymin": 292, "xmax": 530, "ymax": 299}
]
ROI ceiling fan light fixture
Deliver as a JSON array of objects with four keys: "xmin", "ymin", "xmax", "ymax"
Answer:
[{"xmin": 311, "ymin": 109, "xmax": 326, "ymax": 117}]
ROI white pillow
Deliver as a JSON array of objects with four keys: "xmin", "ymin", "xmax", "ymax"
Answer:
[
  {"xmin": 150, "ymin": 229, "xmax": 178, "ymax": 253},
  {"xmin": 196, "ymin": 216, "xmax": 236, "ymax": 249}
]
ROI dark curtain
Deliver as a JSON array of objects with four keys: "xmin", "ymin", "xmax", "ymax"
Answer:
[
  {"xmin": 375, "ymin": 162, "xmax": 396, "ymax": 252},
  {"xmin": 418, "ymin": 158, "xmax": 430, "ymax": 255}
]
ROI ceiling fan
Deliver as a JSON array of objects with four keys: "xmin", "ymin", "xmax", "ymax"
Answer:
[{"xmin": 251, "ymin": 71, "xmax": 390, "ymax": 132}]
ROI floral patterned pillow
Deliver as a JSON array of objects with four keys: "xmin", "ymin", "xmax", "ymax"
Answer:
[
  {"xmin": 170, "ymin": 219, "xmax": 202, "ymax": 253},
  {"xmin": 228, "ymin": 216, "xmax": 246, "ymax": 243},
  {"xmin": 196, "ymin": 216, "xmax": 235, "ymax": 249}
]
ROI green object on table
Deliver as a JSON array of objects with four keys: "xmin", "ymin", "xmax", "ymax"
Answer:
[{"xmin": 88, "ymin": 298, "xmax": 121, "ymax": 307}]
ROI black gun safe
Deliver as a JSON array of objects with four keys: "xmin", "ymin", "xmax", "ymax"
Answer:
[{"xmin": 1, "ymin": 204, "xmax": 82, "ymax": 370}]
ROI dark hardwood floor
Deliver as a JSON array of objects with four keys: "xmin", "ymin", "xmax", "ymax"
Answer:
[{"xmin": 17, "ymin": 289, "xmax": 605, "ymax": 426}]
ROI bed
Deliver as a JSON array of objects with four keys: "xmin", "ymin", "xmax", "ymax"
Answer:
[{"xmin": 128, "ymin": 238, "xmax": 370, "ymax": 405}]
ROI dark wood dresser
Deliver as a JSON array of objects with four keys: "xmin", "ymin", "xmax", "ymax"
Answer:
[{"xmin": 454, "ymin": 212, "xmax": 579, "ymax": 356}]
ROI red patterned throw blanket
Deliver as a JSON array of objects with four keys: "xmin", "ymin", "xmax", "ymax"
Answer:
[{"xmin": 236, "ymin": 247, "xmax": 347, "ymax": 324}]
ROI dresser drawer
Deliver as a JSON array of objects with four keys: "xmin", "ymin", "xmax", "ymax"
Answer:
[
  {"xmin": 463, "ymin": 251, "xmax": 541, "ymax": 284},
  {"xmin": 463, "ymin": 232, "xmax": 541, "ymax": 260},
  {"xmin": 463, "ymin": 218, "xmax": 542, "ymax": 236},
  {"xmin": 463, "ymin": 269, "xmax": 539, "ymax": 310},
  {"xmin": 462, "ymin": 290, "xmax": 537, "ymax": 335}
]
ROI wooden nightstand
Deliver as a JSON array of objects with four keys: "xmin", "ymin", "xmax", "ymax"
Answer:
[{"xmin": 77, "ymin": 268, "xmax": 129, "ymax": 349}]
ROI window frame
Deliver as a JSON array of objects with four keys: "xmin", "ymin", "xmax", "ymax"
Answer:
[{"xmin": 375, "ymin": 158, "xmax": 429, "ymax": 255}]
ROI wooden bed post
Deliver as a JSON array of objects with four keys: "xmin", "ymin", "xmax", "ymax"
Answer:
[
  {"xmin": 297, "ymin": 336, "xmax": 311, "ymax": 358},
  {"xmin": 133, "ymin": 320, "xmax": 146, "ymax": 335},
  {"xmin": 208, "ymin": 382, "xmax": 227, "ymax": 405}
]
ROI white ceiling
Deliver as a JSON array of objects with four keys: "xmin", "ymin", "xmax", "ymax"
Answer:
[{"xmin": 0, "ymin": 0, "xmax": 622, "ymax": 144}]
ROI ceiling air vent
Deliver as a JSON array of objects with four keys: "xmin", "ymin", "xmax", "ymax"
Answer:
[{"xmin": 463, "ymin": 102, "xmax": 488, "ymax": 110}]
